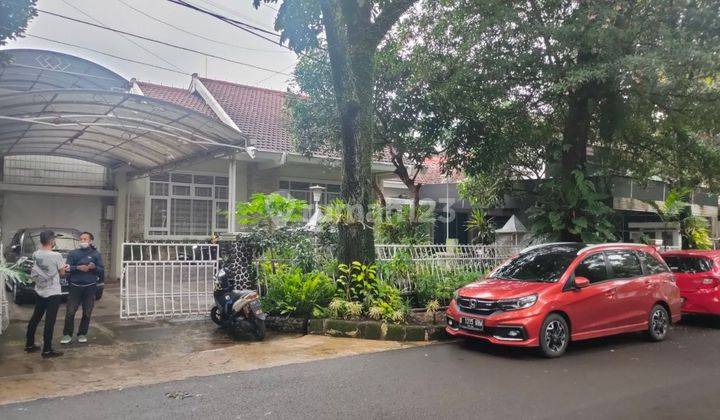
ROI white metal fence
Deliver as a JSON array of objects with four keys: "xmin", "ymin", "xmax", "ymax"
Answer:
[
  {"xmin": 120, "ymin": 243, "xmax": 219, "ymax": 319},
  {"xmin": 376, "ymin": 244, "xmax": 521, "ymax": 273}
]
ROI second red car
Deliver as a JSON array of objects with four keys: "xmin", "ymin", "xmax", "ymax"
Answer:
[
  {"xmin": 446, "ymin": 243, "xmax": 682, "ymax": 357},
  {"xmin": 661, "ymin": 250, "xmax": 720, "ymax": 316}
]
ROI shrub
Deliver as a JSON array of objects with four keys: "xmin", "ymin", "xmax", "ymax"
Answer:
[
  {"xmin": 261, "ymin": 268, "xmax": 335, "ymax": 318},
  {"xmin": 415, "ymin": 270, "xmax": 485, "ymax": 307},
  {"xmin": 335, "ymin": 261, "xmax": 409, "ymax": 322}
]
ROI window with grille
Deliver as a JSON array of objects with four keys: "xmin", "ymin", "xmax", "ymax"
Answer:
[{"xmin": 146, "ymin": 172, "xmax": 229, "ymax": 238}]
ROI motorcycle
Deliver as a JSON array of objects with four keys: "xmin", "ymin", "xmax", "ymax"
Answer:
[{"xmin": 210, "ymin": 268, "xmax": 266, "ymax": 340}]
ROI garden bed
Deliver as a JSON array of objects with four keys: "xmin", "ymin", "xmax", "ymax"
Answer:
[
  {"xmin": 265, "ymin": 313, "xmax": 448, "ymax": 342},
  {"xmin": 307, "ymin": 318, "xmax": 447, "ymax": 342}
]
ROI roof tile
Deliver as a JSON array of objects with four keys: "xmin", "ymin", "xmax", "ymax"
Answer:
[{"xmin": 136, "ymin": 81, "xmax": 219, "ymax": 121}]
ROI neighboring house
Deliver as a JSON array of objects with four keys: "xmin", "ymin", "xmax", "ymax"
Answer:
[
  {"xmin": 418, "ymin": 157, "xmax": 719, "ymax": 246},
  {"xmin": 0, "ymin": 49, "xmax": 396, "ymax": 279}
]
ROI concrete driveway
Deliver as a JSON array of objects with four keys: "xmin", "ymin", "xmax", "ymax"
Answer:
[{"xmin": 0, "ymin": 282, "xmax": 427, "ymax": 405}]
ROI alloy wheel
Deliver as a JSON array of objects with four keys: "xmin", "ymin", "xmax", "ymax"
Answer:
[
  {"xmin": 651, "ymin": 308, "xmax": 668, "ymax": 338},
  {"xmin": 545, "ymin": 320, "xmax": 567, "ymax": 353}
]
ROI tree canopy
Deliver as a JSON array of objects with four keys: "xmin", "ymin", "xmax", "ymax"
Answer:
[
  {"xmin": 0, "ymin": 0, "xmax": 37, "ymax": 63},
  {"xmin": 408, "ymin": 0, "xmax": 720, "ymax": 240},
  {"xmin": 287, "ymin": 36, "xmax": 442, "ymax": 209},
  {"xmin": 252, "ymin": 0, "xmax": 417, "ymax": 262}
]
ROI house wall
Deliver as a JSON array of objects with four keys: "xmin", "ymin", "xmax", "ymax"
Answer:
[{"xmin": 1, "ymin": 192, "xmax": 102, "ymax": 250}]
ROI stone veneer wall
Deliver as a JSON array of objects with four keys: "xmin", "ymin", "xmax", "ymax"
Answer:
[{"xmin": 127, "ymin": 196, "xmax": 145, "ymax": 242}]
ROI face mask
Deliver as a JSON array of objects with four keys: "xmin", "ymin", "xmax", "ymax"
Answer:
[{"xmin": 79, "ymin": 242, "xmax": 90, "ymax": 249}]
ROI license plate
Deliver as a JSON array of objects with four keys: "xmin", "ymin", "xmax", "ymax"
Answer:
[{"xmin": 460, "ymin": 317, "xmax": 484, "ymax": 331}]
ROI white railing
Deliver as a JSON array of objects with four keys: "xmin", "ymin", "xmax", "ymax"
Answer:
[
  {"xmin": 120, "ymin": 243, "xmax": 219, "ymax": 319},
  {"xmin": 377, "ymin": 244, "xmax": 521, "ymax": 292}
]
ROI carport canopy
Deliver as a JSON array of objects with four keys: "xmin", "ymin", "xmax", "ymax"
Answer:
[{"xmin": 0, "ymin": 89, "xmax": 248, "ymax": 172}]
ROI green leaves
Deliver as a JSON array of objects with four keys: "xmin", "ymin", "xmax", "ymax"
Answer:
[
  {"xmin": 235, "ymin": 193, "xmax": 307, "ymax": 229},
  {"xmin": 261, "ymin": 268, "xmax": 336, "ymax": 318},
  {"xmin": 529, "ymin": 171, "xmax": 616, "ymax": 243}
]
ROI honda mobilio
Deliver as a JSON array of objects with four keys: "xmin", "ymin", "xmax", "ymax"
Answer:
[
  {"xmin": 446, "ymin": 243, "xmax": 681, "ymax": 357},
  {"xmin": 661, "ymin": 250, "xmax": 720, "ymax": 316}
]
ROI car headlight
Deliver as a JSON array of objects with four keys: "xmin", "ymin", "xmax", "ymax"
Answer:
[{"xmin": 498, "ymin": 294, "xmax": 538, "ymax": 311}]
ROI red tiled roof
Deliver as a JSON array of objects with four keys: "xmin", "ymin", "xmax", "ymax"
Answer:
[
  {"xmin": 137, "ymin": 77, "xmax": 392, "ymax": 163},
  {"xmin": 136, "ymin": 81, "xmax": 219, "ymax": 121},
  {"xmin": 198, "ymin": 77, "xmax": 292, "ymax": 152},
  {"xmin": 416, "ymin": 155, "xmax": 464, "ymax": 185}
]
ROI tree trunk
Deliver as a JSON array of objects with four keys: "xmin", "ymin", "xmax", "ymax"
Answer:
[
  {"xmin": 558, "ymin": 84, "xmax": 594, "ymax": 241},
  {"xmin": 320, "ymin": 1, "xmax": 376, "ymax": 264}
]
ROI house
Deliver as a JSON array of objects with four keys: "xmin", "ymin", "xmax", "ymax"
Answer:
[
  {"xmin": 417, "ymin": 157, "xmax": 719, "ymax": 246},
  {"xmin": 0, "ymin": 49, "xmax": 397, "ymax": 279}
]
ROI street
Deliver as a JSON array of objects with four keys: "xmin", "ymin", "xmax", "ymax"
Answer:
[{"xmin": 2, "ymin": 316, "xmax": 720, "ymax": 420}]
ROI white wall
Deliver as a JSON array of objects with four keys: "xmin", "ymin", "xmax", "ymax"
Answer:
[{"xmin": 1, "ymin": 192, "xmax": 102, "ymax": 250}]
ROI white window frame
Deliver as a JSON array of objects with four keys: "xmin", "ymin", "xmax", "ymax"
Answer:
[{"xmin": 144, "ymin": 170, "xmax": 229, "ymax": 240}]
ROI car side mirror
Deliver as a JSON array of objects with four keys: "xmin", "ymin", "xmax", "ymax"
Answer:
[{"xmin": 574, "ymin": 276, "xmax": 590, "ymax": 289}]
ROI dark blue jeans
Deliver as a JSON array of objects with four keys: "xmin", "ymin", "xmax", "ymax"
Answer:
[
  {"xmin": 26, "ymin": 294, "xmax": 61, "ymax": 352},
  {"xmin": 63, "ymin": 283, "xmax": 97, "ymax": 336}
]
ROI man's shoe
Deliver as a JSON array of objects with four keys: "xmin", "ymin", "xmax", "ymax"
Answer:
[
  {"xmin": 41, "ymin": 350, "xmax": 63, "ymax": 358},
  {"xmin": 24, "ymin": 344, "xmax": 41, "ymax": 353},
  {"xmin": 78, "ymin": 335, "xmax": 88, "ymax": 343},
  {"xmin": 60, "ymin": 335, "xmax": 72, "ymax": 344}
]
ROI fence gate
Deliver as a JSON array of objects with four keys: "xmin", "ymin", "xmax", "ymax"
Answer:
[{"xmin": 120, "ymin": 243, "xmax": 219, "ymax": 319}]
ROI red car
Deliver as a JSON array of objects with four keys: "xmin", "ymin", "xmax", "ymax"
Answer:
[
  {"xmin": 446, "ymin": 243, "xmax": 682, "ymax": 357},
  {"xmin": 661, "ymin": 250, "xmax": 720, "ymax": 316}
]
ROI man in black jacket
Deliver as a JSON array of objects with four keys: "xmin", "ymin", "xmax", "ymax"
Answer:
[{"xmin": 61, "ymin": 232, "xmax": 104, "ymax": 344}]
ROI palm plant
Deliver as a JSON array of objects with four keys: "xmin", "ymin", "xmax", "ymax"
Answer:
[{"xmin": 466, "ymin": 209, "xmax": 495, "ymax": 245}]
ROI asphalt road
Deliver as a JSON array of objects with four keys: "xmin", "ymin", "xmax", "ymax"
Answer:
[{"xmin": 3, "ymin": 316, "xmax": 720, "ymax": 420}]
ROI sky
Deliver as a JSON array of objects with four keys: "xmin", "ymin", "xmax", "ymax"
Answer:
[{"xmin": 3, "ymin": 0, "xmax": 298, "ymax": 91}]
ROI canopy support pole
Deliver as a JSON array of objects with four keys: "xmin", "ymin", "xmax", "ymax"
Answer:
[{"xmin": 228, "ymin": 159, "xmax": 237, "ymax": 234}]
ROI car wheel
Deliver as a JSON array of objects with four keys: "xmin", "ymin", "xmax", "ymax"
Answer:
[
  {"xmin": 646, "ymin": 304, "xmax": 670, "ymax": 342},
  {"xmin": 539, "ymin": 314, "xmax": 569, "ymax": 358}
]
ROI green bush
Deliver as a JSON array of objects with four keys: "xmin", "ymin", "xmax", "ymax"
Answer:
[
  {"xmin": 415, "ymin": 271, "xmax": 485, "ymax": 307},
  {"xmin": 336, "ymin": 261, "xmax": 409, "ymax": 322},
  {"xmin": 261, "ymin": 268, "xmax": 336, "ymax": 318}
]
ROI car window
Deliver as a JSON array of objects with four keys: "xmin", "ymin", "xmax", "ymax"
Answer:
[
  {"xmin": 491, "ymin": 244, "xmax": 584, "ymax": 283},
  {"xmin": 663, "ymin": 256, "xmax": 713, "ymax": 273},
  {"xmin": 22, "ymin": 233, "xmax": 36, "ymax": 254},
  {"xmin": 637, "ymin": 252, "xmax": 670, "ymax": 275},
  {"xmin": 28, "ymin": 232, "xmax": 78, "ymax": 252},
  {"xmin": 606, "ymin": 250, "xmax": 644, "ymax": 279},
  {"xmin": 574, "ymin": 252, "xmax": 609, "ymax": 284}
]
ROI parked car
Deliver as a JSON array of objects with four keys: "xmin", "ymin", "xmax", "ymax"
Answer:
[
  {"xmin": 3, "ymin": 227, "xmax": 105, "ymax": 304},
  {"xmin": 660, "ymin": 250, "xmax": 720, "ymax": 316},
  {"xmin": 446, "ymin": 243, "xmax": 681, "ymax": 357}
]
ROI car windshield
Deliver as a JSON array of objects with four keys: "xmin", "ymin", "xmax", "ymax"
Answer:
[
  {"xmin": 490, "ymin": 244, "xmax": 584, "ymax": 283},
  {"xmin": 30, "ymin": 231, "xmax": 79, "ymax": 252},
  {"xmin": 663, "ymin": 255, "xmax": 713, "ymax": 273}
]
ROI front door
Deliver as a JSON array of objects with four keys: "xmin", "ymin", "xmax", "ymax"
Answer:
[{"xmin": 563, "ymin": 252, "xmax": 617, "ymax": 336}]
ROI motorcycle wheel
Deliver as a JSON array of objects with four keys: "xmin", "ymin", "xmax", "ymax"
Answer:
[
  {"xmin": 210, "ymin": 307, "xmax": 224, "ymax": 326},
  {"xmin": 252, "ymin": 318, "xmax": 266, "ymax": 341}
]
